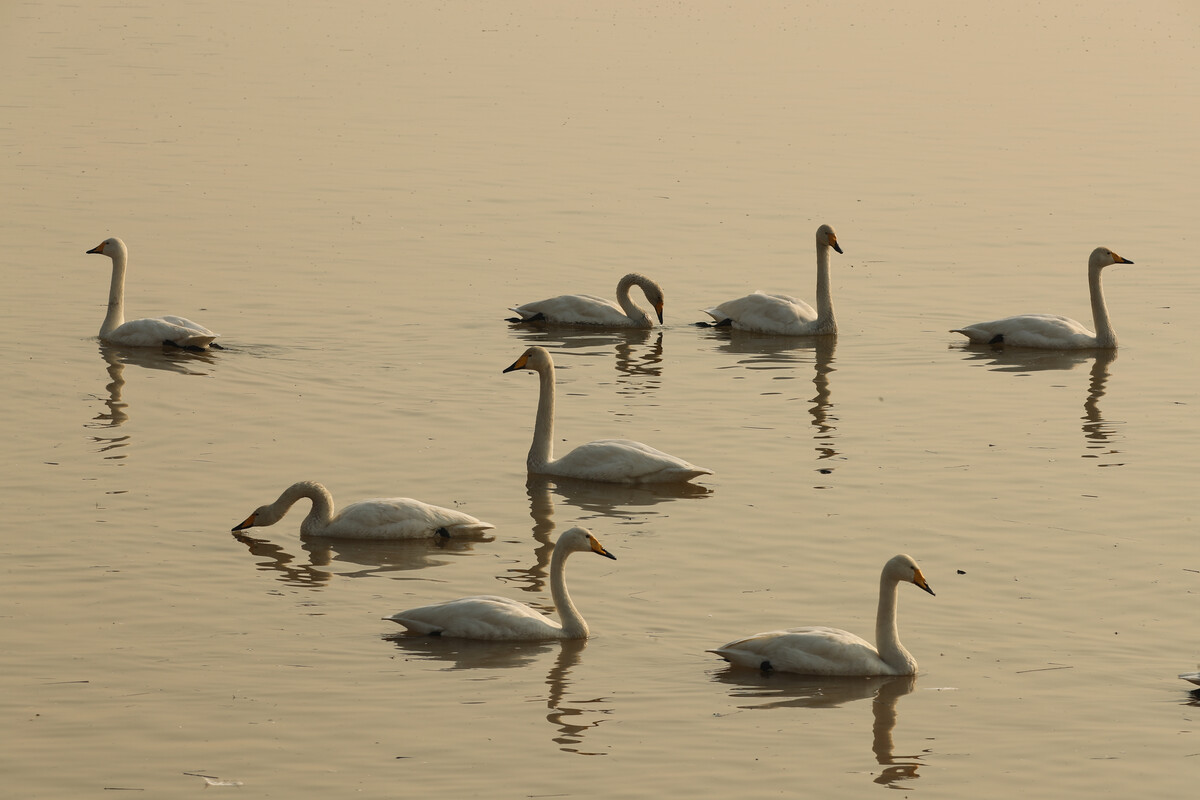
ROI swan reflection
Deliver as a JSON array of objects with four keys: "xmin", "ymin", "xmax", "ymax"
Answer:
[
  {"xmin": 385, "ymin": 637, "xmax": 609, "ymax": 754},
  {"xmin": 955, "ymin": 346, "xmax": 1121, "ymax": 461},
  {"xmin": 232, "ymin": 529, "xmax": 490, "ymax": 589},
  {"xmin": 701, "ymin": 329, "xmax": 841, "ymax": 462},
  {"xmin": 509, "ymin": 326, "xmax": 664, "ymax": 383},
  {"xmin": 713, "ymin": 671, "xmax": 926, "ymax": 787}
]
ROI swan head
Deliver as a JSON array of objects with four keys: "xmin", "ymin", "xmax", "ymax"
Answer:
[
  {"xmin": 816, "ymin": 224, "xmax": 843, "ymax": 255},
  {"xmin": 231, "ymin": 504, "xmax": 285, "ymax": 531},
  {"xmin": 86, "ymin": 237, "xmax": 127, "ymax": 258},
  {"xmin": 503, "ymin": 345, "xmax": 553, "ymax": 374},
  {"xmin": 885, "ymin": 554, "xmax": 935, "ymax": 596},
  {"xmin": 1089, "ymin": 246, "xmax": 1133, "ymax": 270},
  {"xmin": 558, "ymin": 526, "xmax": 617, "ymax": 560}
]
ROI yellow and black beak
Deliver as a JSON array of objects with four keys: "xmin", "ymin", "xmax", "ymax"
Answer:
[
  {"xmin": 654, "ymin": 301, "xmax": 664, "ymax": 324},
  {"xmin": 1114, "ymin": 252, "xmax": 1134, "ymax": 265},
  {"xmin": 591, "ymin": 539, "xmax": 617, "ymax": 560},
  {"xmin": 231, "ymin": 513, "xmax": 257, "ymax": 532},
  {"xmin": 913, "ymin": 569, "xmax": 935, "ymax": 596},
  {"xmin": 503, "ymin": 353, "xmax": 530, "ymax": 373},
  {"xmin": 86, "ymin": 242, "xmax": 106, "ymax": 255},
  {"xmin": 830, "ymin": 234, "xmax": 843, "ymax": 255}
]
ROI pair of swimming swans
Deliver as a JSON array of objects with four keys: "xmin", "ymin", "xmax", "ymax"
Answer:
[{"xmin": 87, "ymin": 237, "xmax": 221, "ymax": 349}]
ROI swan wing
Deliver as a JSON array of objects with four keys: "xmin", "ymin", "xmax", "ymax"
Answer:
[
  {"xmin": 510, "ymin": 293, "xmax": 638, "ymax": 326},
  {"xmin": 710, "ymin": 626, "xmax": 891, "ymax": 676},
  {"xmin": 326, "ymin": 498, "xmax": 494, "ymax": 539},
  {"xmin": 387, "ymin": 595, "xmax": 563, "ymax": 640},
  {"xmin": 952, "ymin": 314, "xmax": 1097, "ymax": 349},
  {"xmin": 550, "ymin": 438, "xmax": 712, "ymax": 484},
  {"xmin": 105, "ymin": 316, "xmax": 219, "ymax": 348},
  {"xmin": 703, "ymin": 291, "xmax": 818, "ymax": 335}
]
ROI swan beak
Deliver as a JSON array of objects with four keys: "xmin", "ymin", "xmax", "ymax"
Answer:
[
  {"xmin": 231, "ymin": 513, "xmax": 257, "ymax": 532},
  {"xmin": 86, "ymin": 242, "xmax": 106, "ymax": 255},
  {"xmin": 829, "ymin": 235, "xmax": 843, "ymax": 255},
  {"xmin": 913, "ymin": 569, "xmax": 935, "ymax": 596},
  {"xmin": 502, "ymin": 353, "xmax": 529, "ymax": 373},
  {"xmin": 654, "ymin": 301, "xmax": 664, "ymax": 324},
  {"xmin": 1114, "ymin": 253, "xmax": 1133, "ymax": 265},
  {"xmin": 591, "ymin": 541, "xmax": 617, "ymax": 560}
]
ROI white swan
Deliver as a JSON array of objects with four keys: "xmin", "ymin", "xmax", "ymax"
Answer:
[
  {"xmin": 951, "ymin": 247, "xmax": 1134, "ymax": 349},
  {"xmin": 508, "ymin": 273, "xmax": 665, "ymax": 328},
  {"xmin": 231, "ymin": 481, "xmax": 494, "ymax": 539},
  {"xmin": 701, "ymin": 224, "xmax": 843, "ymax": 335},
  {"xmin": 709, "ymin": 554, "xmax": 935, "ymax": 676},
  {"xmin": 385, "ymin": 526, "xmax": 615, "ymax": 640},
  {"xmin": 86, "ymin": 237, "xmax": 221, "ymax": 349},
  {"xmin": 503, "ymin": 346, "xmax": 712, "ymax": 484}
]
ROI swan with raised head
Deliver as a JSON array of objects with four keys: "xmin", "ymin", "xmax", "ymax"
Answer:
[
  {"xmin": 231, "ymin": 481, "xmax": 494, "ymax": 539},
  {"xmin": 86, "ymin": 237, "xmax": 221, "ymax": 349},
  {"xmin": 386, "ymin": 526, "xmax": 615, "ymax": 640},
  {"xmin": 507, "ymin": 273, "xmax": 665, "ymax": 328},
  {"xmin": 709, "ymin": 554, "xmax": 935, "ymax": 676},
  {"xmin": 503, "ymin": 346, "xmax": 712, "ymax": 484},
  {"xmin": 951, "ymin": 247, "xmax": 1134, "ymax": 349},
  {"xmin": 701, "ymin": 224, "xmax": 843, "ymax": 335}
]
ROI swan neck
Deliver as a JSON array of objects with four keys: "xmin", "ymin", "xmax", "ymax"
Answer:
[
  {"xmin": 814, "ymin": 244, "xmax": 836, "ymax": 333},
  {"xmin": 875, "ymin": 572, "xmax": 914, "ymax": 674},
  {"xmin": 550, "ymin": 543, "xmax": 587, "ymax": 639},
  {"xmin": 1088, "ymin": 264, "xmax": 1115, "ymax": 347},
  {"xmin": 615, "ymin": 274, "xmax": 651, "ymax": 325},
  {"xmin": 528, "ymin": 362, "xmax": 557, "ymax": 470},
  {"xmin": 102, "ymin": 249, "xmax": 128, "ymax": 337},
  {"xmin": 277, "ymin": 481, "xmax": 335, "ymax": 535}
]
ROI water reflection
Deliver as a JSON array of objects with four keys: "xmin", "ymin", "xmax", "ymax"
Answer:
[
  {"xmin": 385, "ymin": 637, "xmax": 609, "ymax": 754},
  {"xmin": 713, "ymin": 671, "xmax": 926, "ymax": 788},
  {"xmin": 508, "ymin": 326, "xmax": 664, "ymax": 384},
  {"xmin": 85, "ymin": 344, "xmax": 216, "ymax": 457},
  {"xmin": 507, "ymin": 474, "xmax": 710, "ymax": 596},
  {"xmin": 954, "ymin": 346, "xmax": 1122, "ymax": 462},
  {"xmin": 701, "ymin": 330, "xmax": 840, "ymax": 462},
  {"xmin": 232, "ymin": 530, "xmax": 490, "ymax": 589}
]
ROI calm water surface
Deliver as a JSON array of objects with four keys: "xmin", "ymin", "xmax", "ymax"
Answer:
[{"xmin": 3, "ymin": 1, "xmax": 1199, "ymax": 797}]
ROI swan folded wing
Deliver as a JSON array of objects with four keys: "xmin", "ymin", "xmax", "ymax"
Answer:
[
  {"xmin": 330, "ymin": 498, "xmax": 493, "ymax": 539},
  {"xmin": 951, "ymin": 313, "xmax": 1096, "ymax": 349},
  {"xmin": 704, "ymin": 291, "xmax": 818, "ymax": 334},
  {"xmin": 554, "ymin": 439, "xmax": 712, "ymax": 484},
  {"xmin": 387, "ymin": 595, "xmax": 563, "ymax": 640},
  {"xmin": 107, "ymin": 316, "xmax": 219, "ymax": 348},
  {"xmin": 511, "ymin": 293, "xmax": 632, "ymax": 326},
  {"xmin": 711, "ymin": 626, "xmax": 888, "ymax": 675}
]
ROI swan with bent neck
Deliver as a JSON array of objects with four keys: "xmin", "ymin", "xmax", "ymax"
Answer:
[
  {"xmin": 231, "ymin": 481, "xmax": 494, "ymax": 539},
  {"xmin": 86, "ymin": 237, "xmax": 220, "ymax": 349},
  {"xmin": 709, "ymin": 554, "xmax": 935, "ymax": 676},
  {"xmin": 386, "ymin": 526, "xmax": 616, "ymax": 640},
  {"xmin": 702, "ymin": 224, "xmax": 843, "ymax": 335},
  {"xmin": 507, "ymin": 272, "xmax": 665, "ymax": 328},
  {"xmin": 951, "ymin": 246, "xmax": 1134, "ymax": 349},
  {"xmin": 503, "ymin": 346, "xmax": 712, "ymax": 484}
]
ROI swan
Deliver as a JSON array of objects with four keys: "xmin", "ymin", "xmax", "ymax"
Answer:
[
  {"xmin": 951, "ymin": 247, "xmax": 1134, "ymax": 349},
  {"xmin": 503, "ymin": 346, "xmax": 712, "ymax": 484},
  {"xmin": 230, "ymin": 481, "xmax": 494, "ymax": 539},
  {"xmin": 385, "ymin": 526, "xmax": 616, "ymax": 640},
  {"xmin": 86, "ymin": 237, "xmax": 221, "ymax": 349},
  {"xmin": 701, "ymin": 224, "xmax": 843, "ymax": 335},
  {"xmin": 709, "ymin": 554, "xmax": 935, "ymax": 676},
  {"xmin": 507, "ymin": 273, "xmax": 665, "ymax": 328},
  {"xmin": 1181, "ymin": 672, "xmax": 1200, "ymax": 686}
]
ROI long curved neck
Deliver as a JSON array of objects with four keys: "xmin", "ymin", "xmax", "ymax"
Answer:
[
  {"xmin": 615, "ymin": 274, "xmax": 651, "ymax": 325},
  {"xmin": 550, "ymin": 545, "xmax": 587, "ymax": 638},
  {"xmin": 528, "ymin": 362, "xmax": 557, "ymax": 470},
  {"xmin": 875, "ymin": 573, "xmax": 915, "ymax": 674},
  {"xmin": 813, "ymin": 243, "xmax": 836, "ymax": 333},
  {"xmin": 101, "ymin": 250, "xmax": 128, "ymax": 337},
  {"xmin": 275, "ymin": 481, "xmax": 335, "ymax": 535},
  {"xmin": 1088, "ymin": 264, "xmax": 1115, "ymax": 348}
]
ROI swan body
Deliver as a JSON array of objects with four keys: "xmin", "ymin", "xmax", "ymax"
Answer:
[
  {"xmin": 508, "ymin": 273, "xmax": 665, "ymax": 328},
  {"xmin": 710, "ymin": 554, "xmax": 935, "ymax": 676},
  {"xmin": 503, "ymin": 346, "xmax": 712, "ymax": 484},
  {"xmin": 86, "ymin": 237, "xmax": 220, "ymax": 349},
  {"xmin": 386, "ymin": 526, "xmax": 616, "ymax": 640},
  {"xmin": 702, "ymin": 224, "xmax": 842, "ymax": 335},
  {"xmin": 951, "ymin": 247, "xmax": 1134, "ymax": 349},
  {"xmin": 231, "ymin": 481, "xmax": 494, "ymax": 539}
]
